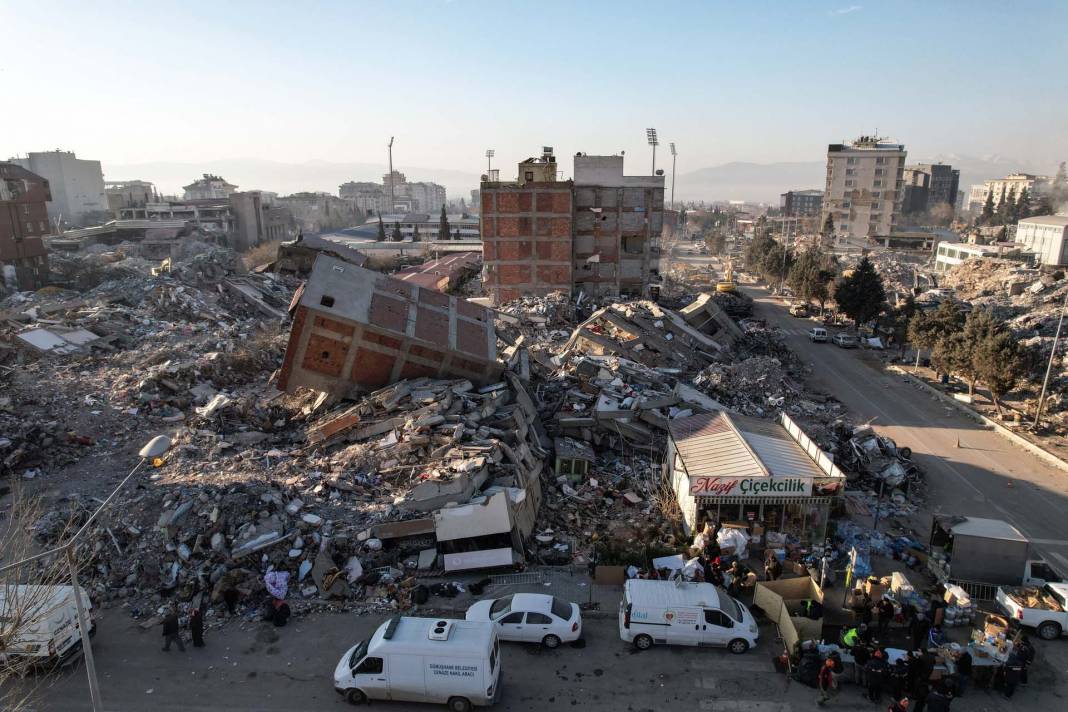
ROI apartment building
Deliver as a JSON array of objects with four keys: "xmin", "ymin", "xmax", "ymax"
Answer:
[
  {"xmin": 480, "ymin": 148, "xmax": 664, "ymax": 304},
  {"xmin": 10, "ymin": 150, "xmax": 108, "ymax": 228},
  {"xmin": 967, "ymin": 174, "xmax": 1051, "ymax": 212},
  {"xmin": 822, "ymin": 136, "xmax": 907, "ymax": 240},
  {"xmin": 780, "ymin": 189, "xmax": 824, "ymax": 217},
  {"xmin": 0, "ymin": 162, "xmax": 51, "ymax": 290}
]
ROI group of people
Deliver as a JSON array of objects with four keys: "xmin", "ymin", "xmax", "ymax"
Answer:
[{"xmin": 161, "ymin": 607, "xmax": 205, "ymax": 653}]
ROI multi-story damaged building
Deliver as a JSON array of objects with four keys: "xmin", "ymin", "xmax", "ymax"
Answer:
[
  {"xmin": 0, "ymin": 162, "xmax": 51, "ymax": 290},
  {"xmin": 822, "ymin": 136, "xmax": 907, "ymax": 240},
  {"xmin": 277, "ymin": 255, "xmax": 502, "ymax": 395},
  {"xmin": 10, "ymin": 150, "xmax": 108, "ymax": 228},
  {"xmin": 480, "ymin": 148, "xmax": 664, "ymax": 304},
  {"xmin": 480, "ymin": 149, "xmax": 573, "ymax": 304}
]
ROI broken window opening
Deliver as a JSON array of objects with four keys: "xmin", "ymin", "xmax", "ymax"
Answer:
[{"xmin": 320, "ymin": 295, "xmax": 335, "ymax": 307}]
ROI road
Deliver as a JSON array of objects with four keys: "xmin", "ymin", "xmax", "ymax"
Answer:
[
  {"xmin": 742, "ymin": 283, "xmax": 1068, "ymax": 571},
  {"xmin": 22, "ymin": 607, "xmax": 1061, "ymax": 712}
]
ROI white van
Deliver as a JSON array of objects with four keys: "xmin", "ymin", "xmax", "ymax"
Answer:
[
  {"xmin": 334, "ymin": 616, "xmax": 501, "ymax": 712},
  {"xmin": 619, "ymin": 579, "xmax": 758, "ymax": 654},
  {"xmin": 0, "ymin": 585, "xmax": 95, "ymax": 665}
]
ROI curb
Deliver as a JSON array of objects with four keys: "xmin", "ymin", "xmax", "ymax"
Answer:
[{"xmin": 887, "ymin": 365, "xmax": 1068, "ymax": 476}]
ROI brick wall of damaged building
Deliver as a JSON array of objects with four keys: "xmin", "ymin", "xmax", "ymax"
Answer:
[
  {"xmin": 278, "ymin": 255, "xmax": 502, "ymax": 394},
  {"xmin": 480, "ymin": 183, "xmax": 573, "ymax": 304},
  {"xmin": 0, "ymin": 162, "xmax": 52, "ymax": 290}
]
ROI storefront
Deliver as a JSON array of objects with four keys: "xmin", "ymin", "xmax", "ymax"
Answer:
[{"xmin": 669, "ymin": 411, "xmax": 846, "ymax": 547}]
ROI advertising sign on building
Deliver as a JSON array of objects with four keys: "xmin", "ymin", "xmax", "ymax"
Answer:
[{"xmin": 689, "ymin": 476, "xmax": 813, "ymax": 497}]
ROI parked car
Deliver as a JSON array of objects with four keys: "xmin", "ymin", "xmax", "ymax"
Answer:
[
  {"xmin": 808, "ymin": 327, "xmax": 828, "ymax": 343},
  {"xmin": 465, "ymin": 593, "xmax": 581, "ymax": 648},
  {"xmin": 832, "ymin": 333, "xmax": 859, "ymax": 349},
  {"xmin": 789, "ymin": 304, "xmax": 809, "ymax": 317}
]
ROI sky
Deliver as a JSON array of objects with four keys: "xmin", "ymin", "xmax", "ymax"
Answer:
[{"xmin": 2, "ymin": 0, "xmax": 1067, "ymax": 187}]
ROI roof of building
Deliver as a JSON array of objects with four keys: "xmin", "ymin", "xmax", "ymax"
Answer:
[
  {"xmin": 669, "ymin": 410, "xmax": 825, "ymax": 480},
  {"xmin": 1019, "ymin": 215, "xmax": 1068, "ymax": 228},
  {"xmin": 947, "ymin": 517, "xmax": 1027, "ymax": 543}
]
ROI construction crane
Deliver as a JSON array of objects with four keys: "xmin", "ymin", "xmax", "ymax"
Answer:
[{"xmin": 716, "ymin": 258, "xmax": 737, "ymax": 293}]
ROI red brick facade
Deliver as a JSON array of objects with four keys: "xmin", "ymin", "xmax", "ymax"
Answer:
[
  {"xmin": 480, "ymin": 183, "xmax": 573, "ymax": 304},
  {"xmin": 0, "ymin": 162, "xmax": 50, "ymax": 290}
]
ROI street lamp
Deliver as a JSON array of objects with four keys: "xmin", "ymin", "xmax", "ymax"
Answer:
[
  {"xmin": 669, "ymin": 142, "xmax": 677, "ymax": 210},
  {"xmin": 646, "ymin": 128, "xmax": 658, "ymax": 176},
  {"xmin": 0, "ymin": 434, "xmax": 173, "ymax": 712},
  {"xmin": 485, "ymin": 149, "xmax": 494, "ymax": 174}
]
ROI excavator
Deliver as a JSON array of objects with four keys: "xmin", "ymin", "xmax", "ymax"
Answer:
[{"xmin": 716, "ymin": 258, "xmax": 737, "ymax": 293}]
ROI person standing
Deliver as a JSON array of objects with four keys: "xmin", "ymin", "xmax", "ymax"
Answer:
[
  {"xmin": 1017, "ymin": 636, "xmax": 1035, "ymax": 685},
  {"xmin": 1003, "ymin": 654, "xmax": 1023, "ymax": 699},
  {"xmin": 162, "ymin": 608, "xmax": 184, "ymax": 652},
  {"xmin": 852, "ymin": 642, "xmax": 871, "ymax": 686},
  {"xmin": 765, "ymin": 552, "xmax": 782, "ymax": 581},
  {"xmin": 865, "ymin": 650, "xmax": 889, "ymax": 703},
  {"xmin": 817, "ymin": 658, "xmax": 837, "ymax": 706},
  {"xmin": 955, "ymin": 648, "xmax": 972, "ymax": 697},
  {"xmin": 877, "ymin": 597, "xmax": 895, "ymax": 638},
  {"xmin": 890, "ymin": 658, "xmax": 909, "ymax": 699},
  {"xmin": 926, "ymin": 685, "xmax": 952, "ymax": 712},
  {"xmin": 910, "ymin": 613, "xmax": 931, "ymax": 651},
  {"xmin": 911, "ymin": 679, "xmax": 930, "ymax": 712},
  {"xmin": 190, "ymin": 607, "xmax": 205, "ymax": 648}
]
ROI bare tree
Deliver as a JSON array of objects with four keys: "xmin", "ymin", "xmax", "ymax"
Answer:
[{"xmin": 0, "ymin": 486, "xmax": 89, "ymax": 711}]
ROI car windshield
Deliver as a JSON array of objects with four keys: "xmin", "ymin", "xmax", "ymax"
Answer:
[
  {"xmin": 715, "ymin": 587, "xmax": 742, "ymax": 622},
  {"xmin": 490, "ymin": 595, "xmax": 514, "ymax": 617},
  {"xmin": 348, "ymin": 640, "xmax": 367, "ymax": 670},
  {"xmin": 551, "ymin": 597, "xmax": 572, "ymax": 620}
]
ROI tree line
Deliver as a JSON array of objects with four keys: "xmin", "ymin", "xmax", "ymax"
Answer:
[
  {"xmin": 375, "ymin": 206, "xmax": 463, "ymax": 242},
  {"xmin": 743, "ymin": 238, "xmax": 1028, "ymax": 411}
]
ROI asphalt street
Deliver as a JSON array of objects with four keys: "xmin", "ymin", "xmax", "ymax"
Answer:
[
  {"xmin": 742, "ymin": 283, "xmax": 1068, "ymax": 572},
  {"xmin": 25, "ymin": 607, "xmax": 1064, "ymax": 712}
]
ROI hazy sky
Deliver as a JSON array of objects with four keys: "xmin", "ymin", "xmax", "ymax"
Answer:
[{"xmin": 3, "ymin": 0, "xmax": 1067, "ymax": 179}]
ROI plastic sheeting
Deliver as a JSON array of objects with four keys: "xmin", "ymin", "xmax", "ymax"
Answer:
[
  {"xmin": 264, "ymin": 570, "xmax": 290, "ymax": 599},
  {"xmin": 717, "ymin": 527, "xmax": 750, "ymax": 560}
]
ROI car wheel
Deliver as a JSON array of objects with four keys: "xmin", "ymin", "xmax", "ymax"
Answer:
[
  {"xmin": 1038, "ymin": 621, "xmax": 1062, "ymax": 640},
  {"xmin": 634, "ymin": 634, "xmax": 653, "ymax": 651},
  {"xmin": 728, "ymin": 638, "xmax": 750, "ymax": 654},
  {"xmin": 447, "ymin": 697, "xmax": 472, "ymax": 712},
  {"xmin": 899, "ymin": 446, "xmax": 912, "ymax": 459},
  {"xmin": 346, "ymin": 689, "xmax": 367, "ymax": 705}
]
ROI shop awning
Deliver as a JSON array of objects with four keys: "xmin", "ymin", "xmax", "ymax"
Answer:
[{"xmin": 693, "ymin": 496, "xmax": 833, "ymax": 505}]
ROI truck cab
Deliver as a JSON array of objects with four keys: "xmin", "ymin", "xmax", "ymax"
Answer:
[{"xmin": 1024, "ymin": 560, "xmax": 1063, "ymax": 588}]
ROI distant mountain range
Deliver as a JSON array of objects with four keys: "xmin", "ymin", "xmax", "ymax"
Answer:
[{"xmin": 106, "ymin": 154, "xmax": 1057, "ymax": 205}]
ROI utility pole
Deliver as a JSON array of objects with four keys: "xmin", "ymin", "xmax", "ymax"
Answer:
[
  {"xmin": 669, "ymin": 142, "xmax": 677, "ymax": 209},
  {"xmin": 646, "ymin": 128, "xmax": 658, "ymax": 176},
  {"xmin": 387, "ymin": 137, "xmax": 395, "ymax": 213},
  {"xmin": 1035, "ymin": 288, "xmax": 1068, "ymax": 428},
  {"xmin": 485, "ymin": 149, "xmax": 494, "ymax": 175}
]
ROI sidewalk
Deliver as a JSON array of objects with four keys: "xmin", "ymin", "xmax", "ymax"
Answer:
[{"xmin": 888, "ymin": 363, "xmax": 1068, "ymax": 475}]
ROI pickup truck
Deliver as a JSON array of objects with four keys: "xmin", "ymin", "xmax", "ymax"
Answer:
[{"xmin": 997, "ymin": 583, "xmax": 1068, "ymax": 640}]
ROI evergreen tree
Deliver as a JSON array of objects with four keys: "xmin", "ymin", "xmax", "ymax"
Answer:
[
  {"xmin": 974, "ymin": 327, "xmax": 1025, "ymax": 415},
  {"xmin": 907, "ymin": 300, "xmax": 965, "ymax": 367},
  {"xmin": 832, "ymin": 257, "xmax": 886, "ymax": 327},
  {"xmin": 453, "ymin": 228, "xmax": 461, "ymax": 240},
  {"xmin": 994, "ymin": 190, "xmax": 1007, "ymax": 225},
  {"xmin": 438, "ymin": 205, "xmax": 451, "ymax": 240},
  {"xmin": 1017, "ymin": 187, "xmax": 1031, "ymax": 220},
  {"xmin": 787, "ymin": 248, "xmax": 835, "ymax": 310},
  {"xmin": 391, "ymin": 222, "xmax": 403, "ymax": 241},
  {"xmin": 1003, "ymin": 186, "xmax": 1018, "ymax": 224},
  {"xmin": 822, "ymin": 213, "xmax": 834, "ymax": 237},
  {"xmin": 980, "ymin": 190, "xmax": 995, "ymax": 225},
  {"xmin": 377, "ymin": 216, "xmax": 386, "ymax": 241},
  {"xmin": 412, "ymin": 224, "xmax": 420, "ymax": 241}
]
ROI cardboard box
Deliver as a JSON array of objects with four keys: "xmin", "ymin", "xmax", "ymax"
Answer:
[
  {"xmin": 593, "ymin": 565, "xmax": 626, "ymax": 586},
  {"xmin": 865, "ymin": 581, "xmax": 888, "ymax": 599}
]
